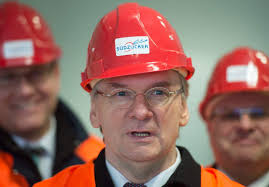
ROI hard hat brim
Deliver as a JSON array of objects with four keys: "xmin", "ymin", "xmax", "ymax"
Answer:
[{"xmin": 81, "ymin": 59, "xmax": 194, "ymax": 92}]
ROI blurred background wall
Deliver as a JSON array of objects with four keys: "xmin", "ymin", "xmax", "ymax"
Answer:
[{"xmin": 14, "ymin": 0, "xmax": 269, "ymax": 165}]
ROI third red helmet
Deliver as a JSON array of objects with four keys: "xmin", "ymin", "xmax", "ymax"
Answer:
[{"xmin": 200, "ymin": 47, "xmax": 269, "ymax": 120}]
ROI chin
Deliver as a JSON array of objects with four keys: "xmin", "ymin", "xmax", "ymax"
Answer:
[
  {"xmin": 127, "ymin": 153, "xmax": 158, "ymax": 162},
  {"xmin": 126, "ymin": 148, "xmax": 161, "ymax": 162},
  {"xmin": 224, "ymin": 150, "xmax": 261, "ymax": 164},
  {"xmin": 14, "ymin": 117, "xmax": 47, "ymax": 130}
]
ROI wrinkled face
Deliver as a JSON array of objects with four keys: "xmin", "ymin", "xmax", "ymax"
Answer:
[
  {"xmin": 0, "ymin": 62, "xmax": 60, "ymax": 139},
  {"xmin": 90, "ymin": 70, "xmax": 189, "ymax": 163},
  {"xmin": 205, "ymin": 92, "xmax": 269, "ymax": 165}
]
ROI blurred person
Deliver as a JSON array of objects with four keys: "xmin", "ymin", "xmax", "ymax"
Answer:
[
  {"xmin": 35, "ymin": 3, "xmax": 243, "ymax": 187},
  {"xmin": 0, "ymin": 1, "xmax": 104, "ymax": 186},
  {"xmin": 200, "ymin": 47, "xmax": 269, "ymax": 186}
]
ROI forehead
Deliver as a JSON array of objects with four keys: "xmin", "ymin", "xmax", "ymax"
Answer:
[
  {"xmin": 0, "ymin": 64, "xmax": 51, "ymax": 74},
  {"xmin": 98, "ymin": 70, "xmax": 182, "ymax": 89},
  {"xmin": 209, "ymin": 92, "xmax": 269, "ymax": 110}
]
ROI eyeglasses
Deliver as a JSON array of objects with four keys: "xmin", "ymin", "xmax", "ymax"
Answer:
[
  {"xmin": 210, "ymin": 107, "xmax": 269, "ymax": 121},
  {"xmin": 0, "ymin": 62, "xmax": 56, "ymax": 88},
  {"xmin": 95, "ymin": 86, "xmax": 184, "ymax": 108}
]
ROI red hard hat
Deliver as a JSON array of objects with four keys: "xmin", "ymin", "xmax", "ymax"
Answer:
[
  {"xmin": 200, "ymin": 47, "xmax": 269, "ymax": 120},
  {"xmin": 0, "ymin": 1, "xmax": 61, "ymax": 68},
  {"xmin": 81, "ymin": 2, "xmax": 194, "ymax": 92}
]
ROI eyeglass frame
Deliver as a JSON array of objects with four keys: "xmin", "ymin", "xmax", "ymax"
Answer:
[
  {"xmin": 94, "ymin": 86, "xmax": 185, "ymax": 108},
  {"xmin": 209, "ymin": 106, "xmax": 269, "ymax": 122},
  {"xmin": 0, "ymin": 61, "xmax": 58, "ymax": 89}
]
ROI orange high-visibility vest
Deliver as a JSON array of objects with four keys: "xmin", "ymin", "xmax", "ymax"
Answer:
[
  {"xmin": 34, "ymin": 162, "xmax": 244, "ymax": 187},
  {"xmin": 75, "ymin": 135, "xmax": 105, "ymax": 163},
  {"xmin": 0, "ymin": 135, "xmax": 104, "ymax": 187},
  {"xmin": 0, "ymin": 152, "xmax": 29, "ymax": 187}
]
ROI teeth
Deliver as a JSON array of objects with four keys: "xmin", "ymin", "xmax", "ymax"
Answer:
[{"xmin": 132, "ymin": 132, "xmax": 150, "ymax": 137}]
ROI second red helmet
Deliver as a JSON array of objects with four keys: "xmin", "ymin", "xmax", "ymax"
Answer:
[{"xmin": 0, "ymin": 1, "xmax": 61, "ymax": 68}]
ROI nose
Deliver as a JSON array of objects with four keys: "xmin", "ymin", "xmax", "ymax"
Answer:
[
  {"xmin": 127, "ymin": 94, "xmax": 153, "ymax": 121},
  {"xmin": 15, "ymin": 76, "xmax": 35, "ymax": 96},
  {"xmin": 238, "ymin": 113, "xmax": 253, "ymax": 130}
]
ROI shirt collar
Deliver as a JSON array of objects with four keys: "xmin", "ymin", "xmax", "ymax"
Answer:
[
  {"xmin": 106, "ymin": 147, "xmax": 181, "ymax": 187},
  {"xmin": 248, "ymin": 170, "xmax": 269, "ymax": 187},
  {"xmin": 12, "ymin": 117, "xmax": 57, "ymax": 157}
]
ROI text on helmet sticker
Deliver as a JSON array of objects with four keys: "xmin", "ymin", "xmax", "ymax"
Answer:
[
  {"xmin": 115, "ymin": 36, "xmax": 149, "ymax": 56},
  {"xmin": 226, "ymin": 63, "xmax": 258, "ymax": 87},
  {"xmin": 3, "ymin": 40, "xmax": 34, "ymax": 59}
]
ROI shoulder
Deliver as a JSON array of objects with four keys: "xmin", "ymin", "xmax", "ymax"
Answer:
[
  {"xmin": 201, "ymin": 167, "xmax": 245, "ymax": 187},
  {"xmin": 75, "ymin": 135, "xmax": 105, "ymax": 162},
  {"xmin": 33, "ymin": 162, "xmax": 96, "ymax": 187},
  {"xmin": 0, "ymin": 152, "xmax": 29, "ymax": 187}
]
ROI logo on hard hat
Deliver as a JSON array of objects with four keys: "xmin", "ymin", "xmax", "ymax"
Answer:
[
  {"xmin": 115, "ymin": 36, "xmax": 150, "ymax": 56},
  {"xmin": 3, "ymin": 40, "xmax": 34, "ymax": 60},
  {"xmin": 226, "ymin": 63, "xmax": 258, "ymax": 87}
]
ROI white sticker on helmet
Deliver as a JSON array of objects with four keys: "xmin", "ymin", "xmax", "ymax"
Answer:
[
  {"xmin": 3, "ymin": 40, "xmax": 34, "ymax": 59},
  {"xmin": 115, "ymin": 36, "xmax": 149, "ymax": 56},
  {"xmin": 226, "ymin": 63, "xmax": 258, "ymax": 87}
]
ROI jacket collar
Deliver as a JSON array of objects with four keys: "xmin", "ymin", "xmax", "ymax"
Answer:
[{"xmin": 94, "ymin": 146, "xmax": 201, "ymax": 187}]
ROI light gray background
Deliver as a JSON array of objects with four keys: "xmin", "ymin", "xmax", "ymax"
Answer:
[{"xmin": 15, "ymin": 0, "xmax": 269, "ymax": 166}]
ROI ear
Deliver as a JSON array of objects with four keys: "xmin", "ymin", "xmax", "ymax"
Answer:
[
  {"xmin": 179, "ymin": 99, "xmax": 189, "ymax": 127},
  {"xmin": 203, "ymin": 101, "xmax": 216, "ymax": 132},
  {"xmin": 90, "ymin": 100, "xmax": 101, "ymax": 128},
  {"xmin": 53, "ymin": 62, "xmax": 61, "ymax": 77},
  {"xmin": 205, "ymin": 119, "xmax": 214, "ymax": 132}
]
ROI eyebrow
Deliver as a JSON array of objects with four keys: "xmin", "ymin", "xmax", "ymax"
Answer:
[
  {"xmin": 105, "ymin": 81, "xmax": 173, "ymax": 89},
  {"xmin": 0, "ymin": 62, "xmax": 54, "ymax": 75},
  {"xmin": 151, "ymin": 81, "xmax": 172, "ymax": 88},
  {"xmin": 106, "ymin": 82, "xmax": 128, "ymax": 88}
]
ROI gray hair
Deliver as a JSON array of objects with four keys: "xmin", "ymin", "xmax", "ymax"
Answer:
[{"xmin": 177, "ymin": 72, "xmax": 189, "ymax": 100}]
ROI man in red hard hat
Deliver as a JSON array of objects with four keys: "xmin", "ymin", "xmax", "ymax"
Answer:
[
  {"xmin": 0, "ymin": 1, "xmax": 104, "ymax": 186},
  {"xmin": 200, "ymin": 47, "xmax": 269, "ymax": 186},
  {"xmin": 35, "ymin": 3, "xmax": 243, "ymax": 187}
]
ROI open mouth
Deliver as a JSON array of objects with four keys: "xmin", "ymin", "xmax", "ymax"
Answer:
[{"xmin": 131, "ymin": 132, "xmax": 151, "ymax": 137}]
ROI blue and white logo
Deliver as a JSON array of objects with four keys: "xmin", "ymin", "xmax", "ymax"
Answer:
[
  {"xmin": 115, "ymin": 36, "xmax": 150, "ymax": 56},
  {"xmin": 3, "ymin": 39, "xmax": 34, "ymax": 59}
]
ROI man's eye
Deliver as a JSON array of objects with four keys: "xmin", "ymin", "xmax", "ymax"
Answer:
[
  {"xmin": 28, "ymin": 71, "xmax": 42, "ymax": 78},
  {"xmin": 0, "ymin": 74, "xmax": 15, "ymax": 81},
  {"xmin": 151, "ymin": 89, "xmax": 170, "ymax": 96},
  {"xmin": 153, "ymin": 90, "xmax": 164, "ymax": 95},
  {"xmin": 250, "ymin": 111, "xmax": 265, "ymax": 119},
  {"xmin": 115, "ymin": 91, "xmax": 129, "ymax": 96},
  {"xmin": 222, "ymin": 113, "xmax": 240, "ymax": 120}
]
